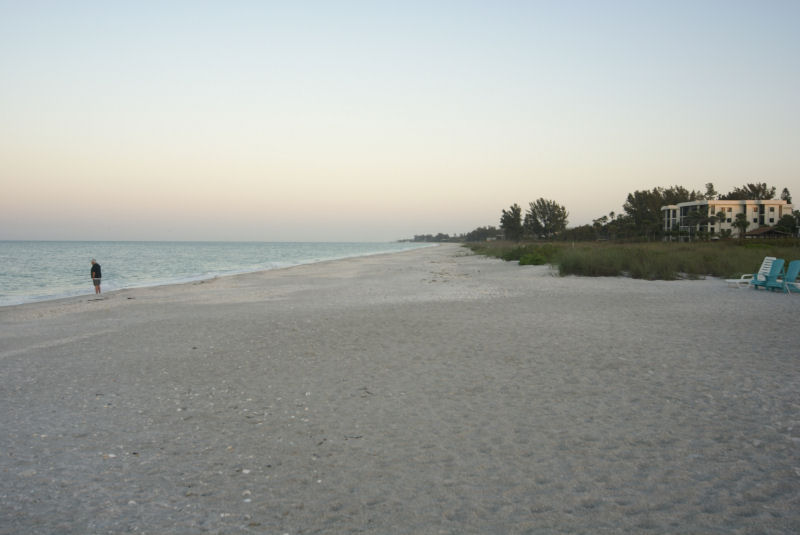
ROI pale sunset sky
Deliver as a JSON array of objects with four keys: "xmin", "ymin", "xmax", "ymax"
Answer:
[{"xmin": 1, "ymin": 1, "xmax": 798, "ymax": 242}]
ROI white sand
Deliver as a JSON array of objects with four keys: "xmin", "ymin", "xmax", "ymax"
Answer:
[{"xmin": 1, "ymin": 243, "xmax": 798, "ymax": 534}]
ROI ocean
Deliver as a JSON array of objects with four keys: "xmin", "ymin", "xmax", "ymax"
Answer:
[{"xmin": 0, "ymin": 241, "xmax": 433, "ymax": 307}]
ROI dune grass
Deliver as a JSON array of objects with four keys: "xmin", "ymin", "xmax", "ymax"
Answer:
[{"xmin": 466, "ymin": 240, "xmax": 800, "ymax": 280}]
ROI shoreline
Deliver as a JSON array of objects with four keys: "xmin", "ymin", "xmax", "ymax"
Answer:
[
  {"xmin": 0, "ymin": 241, "xmax": 436, "ymax": 309},
  {"xmin": 0, "ymin": 243, "xmax": 438, "ymax": 312},
  {"xmin": 2, "ymin": 243, "xmax": 799, "ymax": 533}
]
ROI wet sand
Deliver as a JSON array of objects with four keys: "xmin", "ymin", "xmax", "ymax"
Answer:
[{"xmin": 1, "ymin": 243, "xmax": 799, "ymax": 534}]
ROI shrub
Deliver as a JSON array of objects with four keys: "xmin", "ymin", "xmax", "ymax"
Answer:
[
  {"xmin": 501, "ymin": 246, "xmax": 530, "ymax": 262},
  {"xmin": 519, "ymin": 252, "xmax": 547, "ymax": 265},
  {"xmin": 557, "ymin": 248, "xmax": 623, "ymax": 277}
]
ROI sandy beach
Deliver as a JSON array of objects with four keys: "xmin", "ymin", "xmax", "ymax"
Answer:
[{"xmin": 1, "ymin": 243, "xmax": 798, "ymax": 534}]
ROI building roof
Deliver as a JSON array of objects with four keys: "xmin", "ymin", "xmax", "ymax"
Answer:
[{"xmin": 662, "ymin": 199, "xmax": 792, "ymax": 211}]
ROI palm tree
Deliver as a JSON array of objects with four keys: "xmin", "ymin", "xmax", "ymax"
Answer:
[
  {"xmin": 733, "ymin": 213, "xmax": 750, "ymax": 241},
  {"xmin": 716, "ymin": 210, "xmax": 727, "ymax": 229},
  {"xmin": 707, "ymin": 210, "xmax": 727, "ymax": 237}
]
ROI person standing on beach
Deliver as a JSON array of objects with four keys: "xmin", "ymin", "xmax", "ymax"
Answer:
[{"xmin": 90, "ymin": 259, "xmax": 102, "ymax": 294}]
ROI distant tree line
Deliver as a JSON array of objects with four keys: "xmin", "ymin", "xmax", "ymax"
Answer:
[
  {"xmin": 405, "ymin": 226, "xmax": 504, "ymax": 242},
  {"xmin": 408, "ymin": 182, "xmax": 798, "ymax": 243},
  {"xmin": 462, "ymin": 182, "xmax": 796, "ymax": 242},
  {"xmin": 498, "ymin": 183, "xmax": 797, "ymax": 242},
  {"xmin": 407, "ymin": 233, "xmax": 460, "ymax": 243}
]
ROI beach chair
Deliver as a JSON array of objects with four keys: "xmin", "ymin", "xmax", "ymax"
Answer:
[
  {"xmin": 751, "ymin": 258, "xmax": 784, "ymax": 290},
  {"xmin": 726, "ymin": 256, "xmax": 775, "ymax": 288},
  {"xmin": 768, "ymin": 259, "xmax": 800, "ymax": 293}
]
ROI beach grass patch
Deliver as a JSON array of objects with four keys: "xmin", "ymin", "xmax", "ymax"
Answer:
[{"xmin": 465, "ymin": 239, "xmax": 800, "ymax": 280}]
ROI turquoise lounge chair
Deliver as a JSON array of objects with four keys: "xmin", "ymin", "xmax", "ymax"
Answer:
[
  {"xmin": 768, "ymin": 259, "xmax": 800, "ymax": 293},
  {"xmin": 725, "ymin": 256, "xmax": 775, "ymax": 288},
  {"xmin": 726, "ymin": 256, "xmax": 776, "ymax": 288},
  {"xmin": 751, "ymin": 258, "xmax": 784, "ymax": 290}
]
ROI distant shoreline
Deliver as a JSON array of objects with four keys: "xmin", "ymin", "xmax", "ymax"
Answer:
[{"xmin": 0, "ymin": 241, "xmax": 436, "ymax": 308}]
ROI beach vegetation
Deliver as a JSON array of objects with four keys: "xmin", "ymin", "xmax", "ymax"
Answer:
[{"xmin": 466, "ymin": 240, "xmax": 800, "ymax": 280}]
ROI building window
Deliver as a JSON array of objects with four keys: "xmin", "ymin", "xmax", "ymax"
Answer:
[
  {"xmin": 727, "ymin": 207, "xmax": 732, "ymax": 213},
  {"xmin": 769, "ymin": 207, "xmax": 775, "ymax": 212},
  {"xmin": 753, "ymin": 218, "xmax": 758, "ymax": 223},
  {"xmin": 770, "ymin": 218, "xmax": 775, "ymax": 223},
  {"xmin": 727, "ymin": 218, "xmax": 732, "ymax": 223},
  {"xmin": 753, "ymin": 207, "xmax": 758, "ymax": 212}
]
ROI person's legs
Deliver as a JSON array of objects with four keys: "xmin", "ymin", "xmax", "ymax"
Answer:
[{"xmin": 94, "ymin": 279, "xmax": 101, "ymax": 294}]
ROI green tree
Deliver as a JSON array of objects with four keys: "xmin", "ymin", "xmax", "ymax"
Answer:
[
  {"xmin": 733, "ymin": 212, "xmax": 750, "ymax": 241},
  {"xmin": 781, "ymin": 187, "xmax": 792, "ymax": 204},
  {"xmin": 704, "ymin": 182, "xmax": 718, "ymax": 200},
  {"xmin": 794, "ymin": 210, "xmax": 800, "ymax": 229},
  {"xmin": 661, "ymin": 185, "xmax": 703, "ymax": 204},
  {"xmin": 720, "ymin": 182, "xmax": 776, "ymax": 200},
  {"xmin": 607, "ymin": 211, "xmax": 619, "ymax": 240},
  {"xmin": 464, "ymin": 226, "xmax": 500, "ymax": 242},
  {"xmin": 559, "ymin": 224, "xmax": 596, "ymax": 241},
  {"xmin": 524, "ymin": 198, "xmax": 569, "ymax": 238},
  {"xmin": 623, "ymin": 189, "xmax": 665, "ymax": 239},
  {"xmin": 622, "ymin": 185, "xmax": 703, "ymax": 240},
  {"xmin": 500, "ymin": 204, "xmax": 523, "ymax": 241},
  {"xmin": 592, "ymin": 215, "xmax": 609, "ymax": 239},
  {"xmin": 683, "ymin": 208, "xmax": 710, "ymax": 240},
  {"xmin": 774, "ymin": 214, "xmax": 797, "ymax": 235},
  {"xmin": 710, "ymin": 210, "xmax": 727, "ymax": 236}
]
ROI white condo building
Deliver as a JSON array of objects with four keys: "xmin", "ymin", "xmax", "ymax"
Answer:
[{"xmin": 661, "ymin": 199, "xmax": 793, "ymax": 237}]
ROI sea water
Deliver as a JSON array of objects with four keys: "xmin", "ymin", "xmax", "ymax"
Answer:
[{"xmin": 0, "ymin": 241, "xmax": 433, "ymax": 307}]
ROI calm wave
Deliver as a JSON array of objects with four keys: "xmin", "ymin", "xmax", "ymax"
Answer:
[{"xmin": 0, "ymin": 241, "xmax": 433, "ymax": 307}]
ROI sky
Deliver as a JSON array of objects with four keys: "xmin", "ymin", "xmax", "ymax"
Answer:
[{"xmin": 1, "ymin": 0, "xmax": 798, "ymax": 242}]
